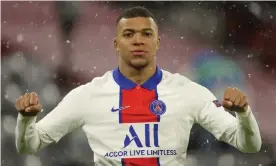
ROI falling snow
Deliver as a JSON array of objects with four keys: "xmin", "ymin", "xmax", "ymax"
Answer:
[
  {"xmin": 16, "ymin": 34, "xmax": 24, "ymax": 42},
  {"xmin": 2, "ymin": 2, "xmax": 276, "ymax": 166}
]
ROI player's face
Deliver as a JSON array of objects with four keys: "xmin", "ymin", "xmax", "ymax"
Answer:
[{"xmin": 114, "ymin": 17, "xmax": 160, "ymax": 70}]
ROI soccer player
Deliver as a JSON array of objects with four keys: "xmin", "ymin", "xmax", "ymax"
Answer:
[{"xmin": 15, "ymin": 6, "xmax": 261, "ymax": 166}]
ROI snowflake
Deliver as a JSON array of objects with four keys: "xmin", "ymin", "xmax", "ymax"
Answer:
[{"xmin": 17, "ymin": 34, "xmax": 24, "ymax": 42}]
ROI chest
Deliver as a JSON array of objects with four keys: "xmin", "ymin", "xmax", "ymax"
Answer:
[
  {"xmin": 82, "ymin": 87, "xmax": 196, "ymax": 149},
  {"xmin": 84, "ymin": 87, "xmax": 196, "ymax": 123}
]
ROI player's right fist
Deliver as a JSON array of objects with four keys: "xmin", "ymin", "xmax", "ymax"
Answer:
[{"xmin": 15, "ymin": 92, "xmax": 42, "ymax": 116}]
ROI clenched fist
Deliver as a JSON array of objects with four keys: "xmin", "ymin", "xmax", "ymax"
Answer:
[
  {"xmin": 15, "ymin": 92, "xmax": 43, "ymax": 116},
  {"xmin": 222, "ymin": 87, "xmax": 249, "ymax": 113}
]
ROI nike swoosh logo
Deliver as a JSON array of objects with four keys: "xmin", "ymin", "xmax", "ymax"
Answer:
[{"xmin": 111, "ymin": 106, "xmax": 130, "ymax": 112}]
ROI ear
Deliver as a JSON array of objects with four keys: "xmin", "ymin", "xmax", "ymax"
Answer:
[
  {"xmin": 156, "ymin": 36, "xmax": 161, "ymax": 50},
  {"xmin": 114, "ymin": 38, "xmax": 119, "ymax": 52}
]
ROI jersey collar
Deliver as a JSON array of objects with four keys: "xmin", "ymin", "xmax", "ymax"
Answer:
[{"xmin": 113, "ymin": 66, "xmax": 163, "ymax": 90}]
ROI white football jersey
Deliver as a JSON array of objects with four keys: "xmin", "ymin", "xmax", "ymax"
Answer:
[{"xmin": 21, "ymin": 67, "xmax": 260, "ymax": 166}]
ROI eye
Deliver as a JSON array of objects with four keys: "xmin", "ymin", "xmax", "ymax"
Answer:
[
  {"xmin": 123, "ymin": 33, "xmax": 133, "ymax": 37},
  {"xmin": 143, "ymin": 32, "xmax": 153, "ymax": 37}
]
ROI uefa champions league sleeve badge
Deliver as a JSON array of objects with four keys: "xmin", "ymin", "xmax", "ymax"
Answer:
[{"xmin": 149, "ymin": 100, "xmax": 166, "ymax": 115}]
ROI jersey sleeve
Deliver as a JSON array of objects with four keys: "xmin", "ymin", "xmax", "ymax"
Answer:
[
  {"xmin": 193, "ymin": 84, "xmax": 261, "ymax": 153},
  {"xmin": 193, "ymin": 86, "xmax": 237, "ymax": 140},
  {"xmin": 35, "ymin": 85, "xmax": 86, "ymax": 143}
]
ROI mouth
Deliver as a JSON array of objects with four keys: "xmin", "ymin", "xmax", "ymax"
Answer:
[{"xmin": 131, "ymin": 50, "xmax": 147, "ymax": 56}]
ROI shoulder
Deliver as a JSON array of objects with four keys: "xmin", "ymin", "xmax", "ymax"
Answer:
[
  {"xmin": 160, "ymin": 69, "xmax": 192, "ymax": 87},
  {"xmin": 90, "ymin": 70, "xmax": 113, "ymax": 87},
  {"xmin": 69, "ymin": 70, "xmax": 114, "ymax": 97},
  {"xmin": 161, "ymin": 69, "xmax": 215, "ymax": 101}
]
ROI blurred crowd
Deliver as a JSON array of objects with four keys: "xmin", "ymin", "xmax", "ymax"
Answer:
[{"xmin": 1, "ymin": 1, "xmax": 276, "ymax": 166}]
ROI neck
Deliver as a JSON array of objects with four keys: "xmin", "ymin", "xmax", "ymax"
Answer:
[{"xmin": 119, "ymin": 62, "xmax": 156, "ymax": 85}]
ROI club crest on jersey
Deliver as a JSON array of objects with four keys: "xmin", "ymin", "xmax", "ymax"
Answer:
[{"xmin": 149, "ymin": 100, "xmax": 166, "ymax": 115}]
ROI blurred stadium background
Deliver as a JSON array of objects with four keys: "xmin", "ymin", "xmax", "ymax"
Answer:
[{"xmin": 1, "ymin": 1, "xmax": 276, "ymax": 166}]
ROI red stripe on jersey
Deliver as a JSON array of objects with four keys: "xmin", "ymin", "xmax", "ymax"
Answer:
[
  {"xmin": 122, "ymin": 157, "xmax": 160, "ymax": 166},
  {"xmin": 120, "ymin": 86, "xmax": 158, "ymax": 123},
  {"xmin": 120, "ymin": 86, "xmax": 159, "ymax": 166}
]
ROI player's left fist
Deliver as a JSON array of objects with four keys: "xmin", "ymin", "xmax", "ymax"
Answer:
[{"xmin": 222, "ymin": 87, "xmax": 249, "ymax": 112}]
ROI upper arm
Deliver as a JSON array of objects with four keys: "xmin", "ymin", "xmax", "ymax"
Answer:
[
  {"xmin": 194, "ymin": 85, "xmax": 237, "ymax": 140},
  {"xmin": 36, "ymin": 85, "xmax": 87, "ymax": 143}
]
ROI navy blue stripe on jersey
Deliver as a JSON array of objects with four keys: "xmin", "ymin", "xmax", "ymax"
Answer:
[{"xmin": 112, "ymin": 66, "xmax": 162, "ymax": 90}]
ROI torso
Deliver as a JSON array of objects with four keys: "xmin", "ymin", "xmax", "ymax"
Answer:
[{"xmin": 80, "ymin": 68, "xmax": 201, "ymax": 166}]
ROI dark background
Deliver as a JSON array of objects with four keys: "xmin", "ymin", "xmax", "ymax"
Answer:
[{"xmin": 2, "ymin": 1, "xmax": 276, "ymax": 166}]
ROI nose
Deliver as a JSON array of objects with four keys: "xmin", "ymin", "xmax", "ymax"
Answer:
[{"xmin": 133, "ymin": 34, "xmax": 144, "ymax": 46}]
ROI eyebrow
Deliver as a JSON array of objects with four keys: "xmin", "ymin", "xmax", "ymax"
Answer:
[{"xmin": 122, "ymin": 28, "xmax": 154, "ymax": 33}]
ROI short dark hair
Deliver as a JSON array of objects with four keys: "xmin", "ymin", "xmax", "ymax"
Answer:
[{"xmin": 116, "ymin": 6, "xmax": 158, "ymax": 26}]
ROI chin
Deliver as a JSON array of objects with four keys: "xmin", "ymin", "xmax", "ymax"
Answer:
[{"xmin": 130, "ymin": 61, "xmax": 148, "ymax": 70}]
